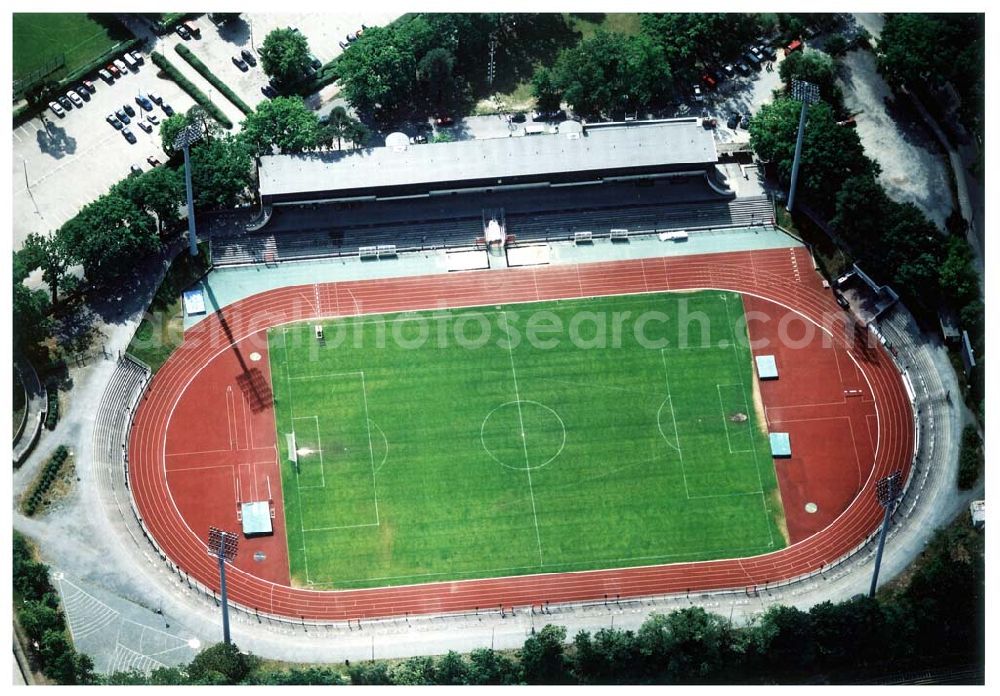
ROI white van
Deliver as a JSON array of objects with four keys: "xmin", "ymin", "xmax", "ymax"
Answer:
[{"xmin": 122, "ymin": 52, "xmax": 139, "ymax": 70}]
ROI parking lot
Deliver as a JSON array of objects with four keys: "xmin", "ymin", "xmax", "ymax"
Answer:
[
  {"xmin": 13, "ymin": 12, "xmax": 401, "ymax": 249},
  {"xmin": 12, "ymin": 54, "xmax": 199, "ymax": 247}
]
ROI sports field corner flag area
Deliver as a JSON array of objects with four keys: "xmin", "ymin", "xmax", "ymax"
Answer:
[{"xmin": 270, "ymin": 291, "xmax": 786, "ymax": 589}]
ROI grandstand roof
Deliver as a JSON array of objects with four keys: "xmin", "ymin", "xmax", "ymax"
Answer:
[{"xmin": 258, "ymin": 119, "xmax": 718, "ymax": 201}]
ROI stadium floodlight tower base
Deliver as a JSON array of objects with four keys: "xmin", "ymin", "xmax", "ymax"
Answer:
[
  {"xmin": 174, "ymin": 123, "xmax": 205, "ymax": 257},
  {"xmin": 868, "ymin": 470, "xmax": 902, "ymax": 598},
  {"xmin": 786, "ymin": 79, "xmax": 820, "ymax": 214},
  {"xmin": 207, "ymin": 526, "xmax": 239, "ymax": 644}
]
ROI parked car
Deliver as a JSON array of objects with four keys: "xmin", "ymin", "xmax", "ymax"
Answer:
[
  {"xmin": 410, "ymin": 134, "xmax": 428, "ymax": 144},
  {"xmin": 709, "ymin": 67, "xmax": 726, "ymax": 84},
  {"xmin": 434, "ymin": 115, "xmax": 454, "ymax": 127},
  {"xmin": 760, "ymin": 44, "xmax": 777, "ymax": 60},
  {"xmin": 135, "ymin": 95, "xmax": 153, "ymax": 111},
  {"xmin": 785, "ymin": 39, "xmax": 803, "ymax": 56},
  {"xmin": 749, "ymin": 46, "xmax": 763, "ymax": 59},
  {"xmin": 240, "ymin": 48, "xmax": 257, "ymax": 66},
  {"xmin": 837, "ymin": 117, "xmax": 858, "ymax": 127},
  {"xmin": 106, "ymin": 63, "xmax": 120, "ymax": 78},
  {"xmin": 691, "ymin": 84, "xmax": 704, "ymax": 102},
  {"xmin": 308, "ymin": 53, "xmax": 322, "ymax": 69},
  {"xmin": 346, "ymin": 32, "xmax": 357, "ymax": 43},
  {"xmin": 106, "ymin": 113, "xmax": 122, "ymax": 129},
  {"xmin": 511, "ymin": 112, "xmax": 526, "ymax": 122},
  {"xmin": 122, "ymin": 103, "xmax": 135, "ymax": 117},
  {"xmin": 726, "ymin": 112, "xmax": 740, "ymax": 129},
  {"xmin": 115, "ymin": 108, "xmax": 130, "ymax": 123},
  {"xmin": 137, "ymin": 120, "xmax": 152, "ymax": 133},
  {"xmin": 533, "ymin": 109, "xmax": 565, "ymax": 122},
  {"xmin": 700, "ymin": 74, "xmax": 716, "ymax": 90},
  {"xmin": 735, "ymin": 60, "xmax": 752, "ymax": 76},
  {"xmin": 146, "ymin": 113, "xmax": 159, "ymax": 124},
  {"xmin": 184, "ymin": 21, "xmax": 200, "ymax": 38},
  {"xmin": 123, "ymin": 52, "xmax": 139, "ymax": 71},
  {"xmin": 66, "ymin": 90, "xmax": 83, "ymax": 107},
  {"xmin": 161, "ymin": 103, "xmax": 174, "ymax": 116},
  {"xmin": 740, "ymin": 112, "xmax": 751, "ymax": 128},
  {"xmin": 261, "ymin": 84, "xmax": 277, "ymax": 98},
  {"xmin": 723, "ymin": 64, "xmax": 735, "ymax": 79},
  {"xmin": 130, "ymin": 164, "xmax": 143, "ymax": 175},
  {"xmin": 122, "ymin": 128, "xmax": 136, "ymax": 143},
  {"xmin": 82, "ymin": 79, "xmax": 96, "ymax": 92},
  {"xmin": 744, "ymin": 51, "xmax": 762, "ymax": 70},
  {"xmin": 57, "ymin": 95, "xmax": 73, "ymax": 110},
  {"xmin": 176, "ymin": 24, "xmax": 191, "ymax": 39},
  {"xmin": 98, "ymin": 69, "xmax": 113, "ymax": 84},
  {"xmin": 338, "ymin": 40, "xmax": 349, "ymax": 50},
  {"xmin": 75, "ymin": 86, "xmax": 91, "ymax": 101},
  {"xmin": 130, "ymin": 50, "xmax": 145, "ymax": 65},
  {"xmin": 49, "ymin": 102, "xmax": 65, "ymax": 117},
  {"xmin": 147, "ymin": 90, "xmax": 162, "ymax": 104},
  {"xmin": 147, "ymin": 155, "xmax": 161, "ymax": 167},
  {"xmin": 114, "ymin": 58, "xmax": 128, "ymax": 74},
  {"xmin": 232, "ymin": 56, "xmax": 248, "ymax": 71}
]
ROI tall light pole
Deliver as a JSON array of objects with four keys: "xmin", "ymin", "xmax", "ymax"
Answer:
[
  {"xmin": 174, "ymin": 123, "xmax": 204, "ymax": 257},
  {"xmin": 207, "ymin": 527, "xmax": 239, "ymax": 644},
  {"xmin": 786, "ymin": 79, "xmax": 820, "ymax": 213},
  {"xmin": 869, "ymin": 470, "xmax": 902, "ymax": 598}
]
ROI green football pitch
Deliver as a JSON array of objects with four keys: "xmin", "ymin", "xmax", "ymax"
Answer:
[
  {"xmin": 269, "ymin": 291, "xmax": 786, "ymax": 589},
  {"xmin": 13, "ymin": 13, "xmax": 122, "ymax": 83}
]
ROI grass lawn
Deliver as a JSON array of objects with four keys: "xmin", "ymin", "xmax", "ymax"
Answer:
[
  {"xmin": 13, "ymin": 13, "xmax": 126, "ymax": 84},
  {"xmin": 127, "ymin": 244, "xmax": 211, "ymax": 372},
  {"xmin": 564, "ymin": 12, "xmax": 643, "ymax": 40},
  {"xmin": 270, "ymin": 291, "xmax": 785, "ymax": 589}
]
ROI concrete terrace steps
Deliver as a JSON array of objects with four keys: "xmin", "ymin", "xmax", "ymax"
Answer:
[
  {"xmin": 94, "ymin": 358, "xmax": 149, "ymax": 471},
  {"xmin": 211, "ymin": 195, "xmax": 774, "ymax": 267}
]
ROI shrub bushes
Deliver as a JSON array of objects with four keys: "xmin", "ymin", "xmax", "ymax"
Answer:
[
  {"xmin": 150, "ymin": 51, "xmax": 233, "ymax": 128},
  {"xmin": 45, "ymin": 388, "xmax": 59, "ymax": 430},
  {"xmin": 957, "ymin": 425, "xmax": 983, "ymax": 489},
  {"xmin": 174, "ymin": 44, "xmax": 253, "ymax": 115},
  {"xmin": 23, "ymin": 445, "xmax": 69, "ymax": 516}
]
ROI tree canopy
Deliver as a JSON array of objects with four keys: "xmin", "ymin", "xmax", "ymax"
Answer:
[
  {"xmin": 190, "ymin": 135, "xmax": 255, "ymax": 208},
  {"xmin": 778, "ymin": 50, "xmax": 842, "ymax": 107},
  {"xmin": 241, "ymin": 96, "xmax": 319, "ymax": 156},
  {"xmin": 259, "ymin": 27, "xmax": 313, "ymax": 92},
  {"xmin": 549, "ymin": 31, "xmax": 672, "ymax": 119}
]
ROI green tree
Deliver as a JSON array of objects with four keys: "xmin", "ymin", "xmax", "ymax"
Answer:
[
  {"xmin": 876, "ymin": 14, "xmax": 947, "ymax": 89},
  {"xmin": 348, "ymin": 660, "xmax": 393, "ymax": 685},
  {"xmin": 241, "ymin": 96, "xmax": 319, "ymax": 156},
  {"xmin": 467, "ymin": 648, "xmax": 522, "ymax": 685},
  {"xmin": 640, "ymin": 13, "xmax": 763, "ymax": 80},
  {"xmin": 259, "ymin": 27, "xmax": 313, "ymax": 91},
  {"xmin": 755, "ymin": 605, "xmax": 816, "ymax": 676},
  {"xmin": 520, "ymin": 624, "xmax": 569, "ymax": 684},
  {"xmin": 572, "ymin": 627, "xmax": 639, "ymax": 684},
  {"xmin": 186, "ymin": 642, "xmax": 260, "ymax": 685},
  {"xmin": 12, "ymin": 284, "xmax": 50, "ymax": 353},
  {"xmin": 749, "ymin": 98, "xmax": 878, "ymax": 215},
  {"xmin": 434, "ymin": 651, "xmax": 469, "ymax": 685},
  {"xmin": 116, "ymin": 166, "xmax": 186, "ymax": 232},
  {"xmin": 19, "ymin": 232, "xmax": 67, "ymax": 304},
  {"xmin": 56, "ymin": 192, "xmax": 160, "ymax": 285},
  {"xmin": 253, "ymin": 666, "xmax": 346, "ymax": 685},
  {"xmin": 17, "ymin": 600, "xmax": 63, "ymax": 643},
  {"xmin": 552, "ymin": 31, "xmax": 672, "ymax": 118},
  {"xmin": 336, "ymin": 24, "xmax": 418, "ymax": 121},
  {"xmin": 938, "ymin": 235, "xmax": 979, "ymax": 308},
  {"xmin": 417, "ymin": 47, "xmax": 456, "ymax": 110},
  {"xmin": 190, "ymin": 135, "xmax": 255, "ymax": 208},
  {"xmin": 531, "ymin": 67, "xmax": 562, "ymax": 113},
  {"xmin": 391, "ymin": 655, "xmax": 436, "ymax": 685},
  {"xmin": 778, "ymin": 50, "xmax": 842, "ymax": 106},
  {"xmin": 320, "ymin": 105, "xmax": 353, "ymax": 150},
  {"xmin": 825, "ymin": 34, "xmax": 849, "ymax": 56}
]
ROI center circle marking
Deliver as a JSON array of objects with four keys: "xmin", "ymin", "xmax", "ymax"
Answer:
[{"xmin": 481, "ymin": 400, "xmax": 566, "ymax": 471}]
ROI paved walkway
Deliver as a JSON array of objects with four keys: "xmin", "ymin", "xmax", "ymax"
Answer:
[{"xmin": 13, "ymin": 355, "xmax": 46, "ymax": 466}]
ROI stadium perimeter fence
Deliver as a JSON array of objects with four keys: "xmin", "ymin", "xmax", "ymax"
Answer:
[{"xmin": 112, "ymin": 279, "xmax": 941, "ymax": 631}]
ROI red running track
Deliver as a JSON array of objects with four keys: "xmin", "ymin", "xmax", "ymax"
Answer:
[{"xmin": 128, "ymin": 248, "xmax": 913, "ymax": 620}]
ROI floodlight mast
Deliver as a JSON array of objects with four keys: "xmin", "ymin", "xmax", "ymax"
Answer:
[
  {"xmin": 868, "ymin": 471, "xmax": 902, "ymax": 598},
  {"xmin": 174, "ymin": 124, "xmax": 204, "ymax": 257},
  {"xmin": 207, "ymin": 527, "xmax": 239, "ymax": 644},
  {"xmin": 786, "ymin": 80, "xmax": 820, "ymax": 213}
]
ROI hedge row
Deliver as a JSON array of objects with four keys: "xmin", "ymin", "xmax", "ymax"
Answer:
[
  {"xmin": 45, "ymin": 388, "xmax": 58, "ymax": 430},
  {"xmin": 150, "ymin": 51, "xmax": 233, "ymax": 128},
  {"xmin": 957, "ymin": 425, "xmax": 983, "ymax": 490},
  {"xmin": 23, "ymin": 446, "xmax": 69, "ymax": 516},
  {"xmin": 174, "ymin": 44, "xmax": 253, "ymax": 115}
]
